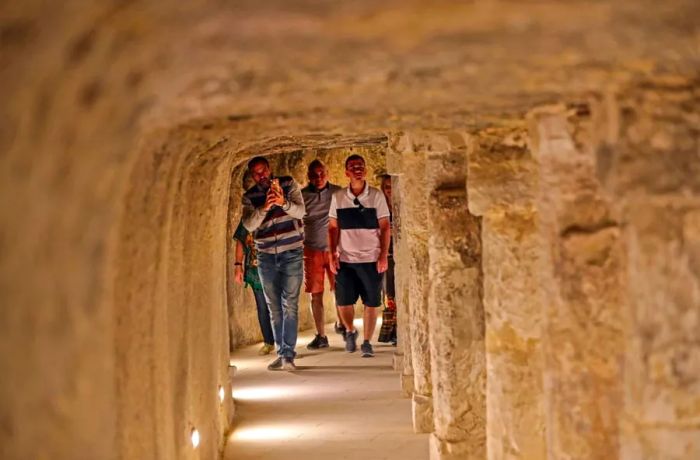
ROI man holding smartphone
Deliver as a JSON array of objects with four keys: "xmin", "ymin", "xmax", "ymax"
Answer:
[{"xmin": 242, "ymin": 156, "xmax": 306, "ymax": 371}]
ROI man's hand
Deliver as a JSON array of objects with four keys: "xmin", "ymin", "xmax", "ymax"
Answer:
[
  {"xmin": 263, "ymin": 188, "xmax": 285, "ymax": 211},
  {"xmin": 329, "ymin": 252, "xmax": 340, "ymax": 275},
  {"xmin": 234, "ymin": 265, "xmax": 244, "ymax": 284},
  {"xmin": 377, "ymin": 254, "xmax": 388, "ymax": 274}
]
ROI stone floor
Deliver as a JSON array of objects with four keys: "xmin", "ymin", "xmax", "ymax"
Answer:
[{"xmin": 224, "ymin": 321, "xmax": 428, "ymax": 460}]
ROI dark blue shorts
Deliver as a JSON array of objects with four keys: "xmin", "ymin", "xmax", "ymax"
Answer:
[{"xmin": 335, "ymin": 262, "xmax": 382, "ymax": 307}]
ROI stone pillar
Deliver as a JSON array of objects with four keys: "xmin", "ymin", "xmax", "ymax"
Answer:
[
  {"xmin": 528, "ymin": 105, "xmax": 626, "ymax": 459},
  {"xmin": 387, "ymin": 136, "xmax": 415, "ymax": 397},
  {"xmin": 388, "ymin": 132, "xmax": 433, "ymax": 432},
  {"xmin": 595, "ymin": 79, "xmax": 700, "ymax": 459},
  {"xmin": 426, "ymin": 140, "xmax": 486, "ymax": 459},
  {"xmin": 467, "ymin": 127, "xmax": 546, "ymax": 460},
  {"xmin": 389, "ymin": 176, "xmax": 410, "ymax": 375}
]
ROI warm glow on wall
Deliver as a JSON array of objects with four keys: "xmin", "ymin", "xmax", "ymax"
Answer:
[
  {"xmin": 231, "ymin": 425, "xmax": 303, "ymax": 442},
  {"xmin": 191, "ymin": 428, "xmax": 200, "ymax": 448},
  {"xmin": 219, "ymin": 385, "xmax": 225, "ymax": 403}
]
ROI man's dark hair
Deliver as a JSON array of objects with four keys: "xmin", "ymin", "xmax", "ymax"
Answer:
[
  {"xmin": 345, "ymin": 154, "xmax": 365, "ymax": 169},
  {"xmin": 247, "ymin": 156, "xmax": 269, "ymax": 170},
  {"xmin": 307, "ymin": 159, "xmax": 326, "ymax": 175},
  {"xmin": 379, "ymin": 174, "xmax": 391, "ymax": 182}
]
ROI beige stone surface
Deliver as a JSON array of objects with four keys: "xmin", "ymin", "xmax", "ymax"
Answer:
[
  {"xmin": 468, "ymin": 127, "xmax": 546, "ymax": 460},
  {"xmin": 1, "ymin": 0, "xmax": 698, "ymax": 459},
  {"xmin": 224, "ymin": 325, "xmax": 429, "ymax": 460},
  {"xmin": 389, "ymin": 134, "xmax": 434, "ymax": 433},
  {"xmin": 595, "ymin": 81, "xmax": 700, "ymax": 460},
  {"xmin": 529, "ymin": 107, "xmax": 626, "ymax": 459},
  {"xmin": 427, "ymin": 146, "xmax": 486, "ymax": 459},
  {"xmin": 386, "ymin": 172, "xmax": 415, "ymax": 397}
]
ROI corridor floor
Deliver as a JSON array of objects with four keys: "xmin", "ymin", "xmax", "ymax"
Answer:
[{"xmin": 224, "ymin": 322, "xmax": 429, "ymax": 460}]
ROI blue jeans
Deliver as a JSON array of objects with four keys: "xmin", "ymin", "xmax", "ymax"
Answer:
[
  {"xmin": 252, "ymin": 287, "xmax": 275, "ymax": 345},
  {"xmin": 257, "ymin": 247, "xmax": 303, "ymax": 358}
]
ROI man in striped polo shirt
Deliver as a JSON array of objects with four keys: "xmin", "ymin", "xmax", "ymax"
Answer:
[
  {"xmin": 328, "ymin": 154, "xmax": 391, "ymax": 357},
  {"xmin": 242, "ymin": 156, "xmax": 306, "ymax": 371}
]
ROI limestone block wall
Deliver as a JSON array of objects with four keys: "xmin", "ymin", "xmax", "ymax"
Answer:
[
  {"xmin": 386, "ymin": 133, "xmax": 414, "ymax": 393},
  {"xmin": 2, "ymin": 0, "xmax": 699, "ymax": 459},
  {"xmin": 594, "ymin": 79, "xmax": 700, "ymax": 459},
  {"xmin": 426, "ymin": 141, "xmax": 486, "ymax": 460},
  {"xmin": 467, "ymin": 127, "xmax": 546, "ymax": 460},
  {"xmin": 388, "ymin": 133, "xmax": 435, "ymax": 432},
  {"xmin": 114, "ymin": 130, "xmax": 236, "ymax": 460},
  {"xmin": 0, "ymin": 4, "xmax": 175, "ymax": 459},
  {"xmin": 528, "ymin": 105, "xmax": 626, "ymax": 459}
]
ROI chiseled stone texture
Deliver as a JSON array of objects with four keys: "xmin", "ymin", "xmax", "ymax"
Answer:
[
  {"xmin": 1, "ymin": 0, "xmax": 699, "ymax": 459},
  {"xmin": 529, "ymin": 106, "xmax": 626, "ymax": 459},
  {"xmin": 389, "ymin": 174, "xmax": 416, "ymax": 395},
  {"xmin": 427, "ymin": 145, "xmax": 486, "ymax": 459},
  {"xmin": 389, "ymin": 132, "xmax": 435, "ymax": 432},
  {"xmin": 387, "ymin": 137, "xmax": 415, "ymax": 395},
  {"xmin": 594, "ymin": 79, "xmax": 700, "ymax": 460},
  {"xmin": 468, "ymin": 127, "xmax": 546, "ymax": 460}
]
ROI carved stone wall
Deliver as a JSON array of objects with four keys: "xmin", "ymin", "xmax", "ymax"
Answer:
[
  {"xmin": 426, "ymin": 139, "xmax": 486, "ymax": 460},
  {"xmin": 1, "ymin": 1, "xmax": 698, "ymax": 459},
  {"xmin": 468, "ymin": 127, "xmax": 546, "ymax": 460}
]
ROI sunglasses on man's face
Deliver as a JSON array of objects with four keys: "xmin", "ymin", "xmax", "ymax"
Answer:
[{"xmin": 353, "ymin": 197, "xmax": 365, "ymax": 210}]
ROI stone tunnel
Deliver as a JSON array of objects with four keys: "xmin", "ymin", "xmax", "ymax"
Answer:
[{"xmin": 1, "ymin": 1, "xmax": 698, "ymax": 459}]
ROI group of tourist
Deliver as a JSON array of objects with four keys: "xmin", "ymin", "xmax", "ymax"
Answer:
[{"xmin": 233, "ymin": 154, "xmax": 397, "ymax": 371}]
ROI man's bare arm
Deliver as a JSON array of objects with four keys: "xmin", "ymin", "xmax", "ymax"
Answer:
[
  {"xmin": 234, "ymin": 240, "xmax": 245, "ymax": 284},
  {"xmin": 328, "ymin": 217, "xmax": 340, "ymax": 274},
  {"xmin": 377, "ymin": 216, "xmax": 390, "ymax": 273}
]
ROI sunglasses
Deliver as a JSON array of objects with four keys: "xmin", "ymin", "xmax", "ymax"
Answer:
[{"xmin": 353, "ymin": 197, "xmax": 365, "ymax": 210}]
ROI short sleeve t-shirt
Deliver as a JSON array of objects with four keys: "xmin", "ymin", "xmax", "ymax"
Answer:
[
  {"xmin": 328, "ymin": 183, "xmax": 390, "ymax": 263},
  {"xmin": 301, "ymin": 182, "xmax": 341, "ymax": 251}
]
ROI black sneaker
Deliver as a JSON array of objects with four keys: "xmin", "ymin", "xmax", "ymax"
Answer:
[
  {"xmin": 267, "ymin": 357, "xmax": 283, "ymax": 371},
  {"xmin": 282, "ymin": 357, "xmax": 297, "ymax": 371},
  {"xmin": 345, "ymin": 329, "xmax": 358, "ymax": 353},
  {"xmin": 306, "ymin": 334, "xmax": 329, "ymax": 350},
  {"xmin": 334, "ymin": 322, "xmax": 347, "ymax": 338},
  {"xmin": 361, "ymin": 340, "xmax": 374, "ymax": 358}
]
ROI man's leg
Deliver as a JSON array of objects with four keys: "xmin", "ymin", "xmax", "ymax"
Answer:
[
  {"xmin": 304, "ymin": 247, "xmax": 326, "ymax": 338},
  {"xmin": 335, "ymin": 262, "xmax": 360, "ymax": 352},
  {"xmin": 357, "ymin": 262, "xmax": 383, "ymax": 357},
  {"xmin": 338, "ymin": 304, "xmax": 358, "ymax": 353},
  {"xmin": 338, "ymin": 305, "xmax": 356, "ymax": 332},
  {"xmin": 257, "ymin": 253, "xmax": 285, "ymax": 369},
  {"xmin": 310, "ymin": 292, "xmax": 326, "ymax": 336},
  {"xmin": 326, "ymin": 259, "xmax": 344, "ymax": 335},
  {"xmin": 252, "ymin": 287, "xmax": 275, "ymax": 346},
  {"xmin": 279, "ymin": 248, "xmax": 303, "ymax": 361},
  {"xmin": 363, "ymin": 306, "xmax": 378, "ymax": 342}
]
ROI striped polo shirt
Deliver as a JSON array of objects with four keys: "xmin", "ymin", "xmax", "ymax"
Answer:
[
  {"xmin": 328, "ymin": 183, "xmax": 390, "ymax": 263},
  {"xmin": 241, "ymin": 176, "xmax": 306, "ymax": 254}
]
